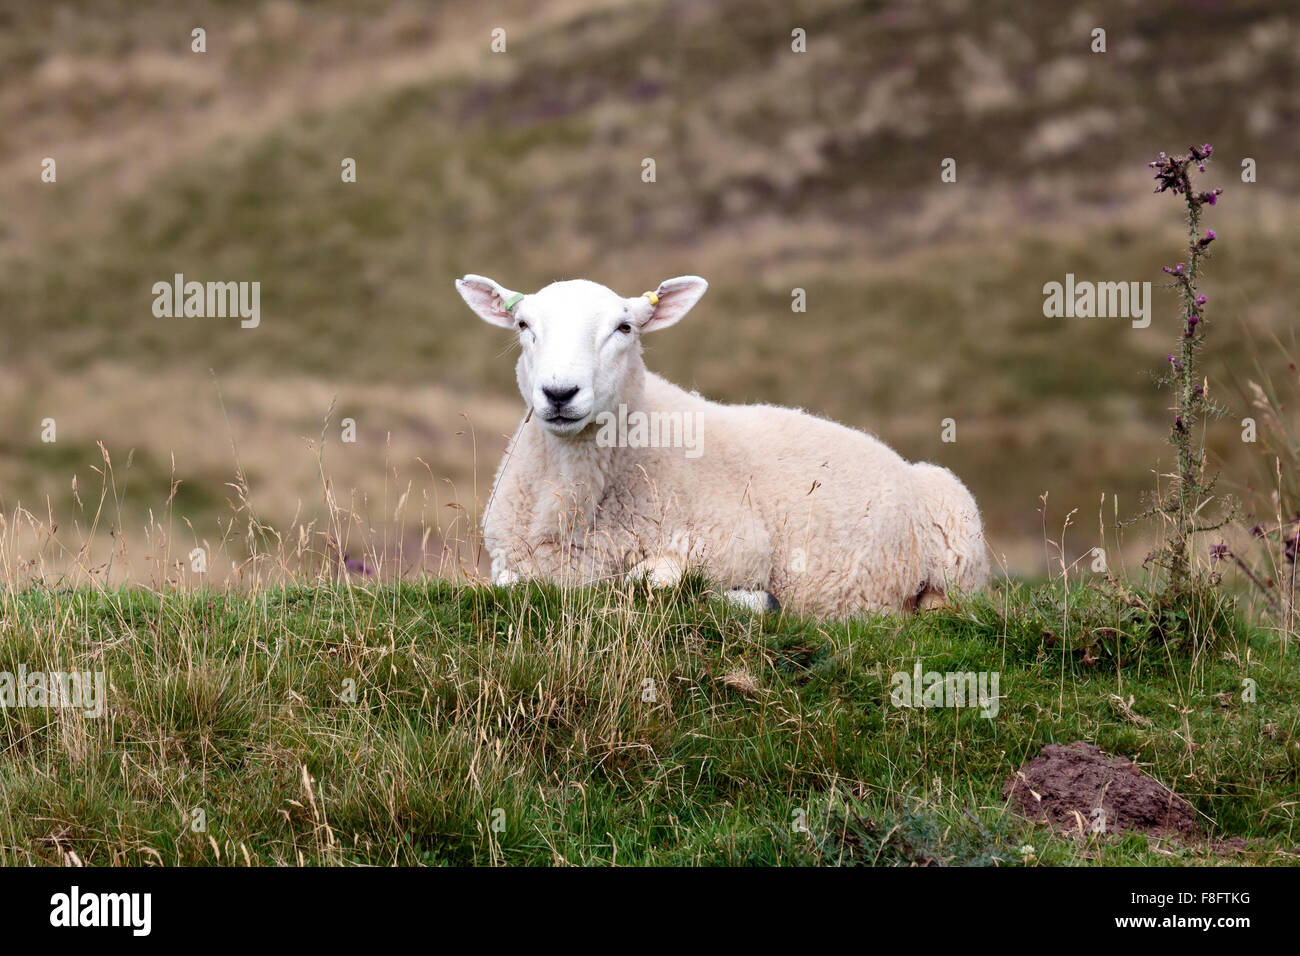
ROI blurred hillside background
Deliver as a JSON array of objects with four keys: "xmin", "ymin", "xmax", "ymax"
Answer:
[{"xmin": 0, "ymin": 0, "xmax": 1297, "ymax": 585}]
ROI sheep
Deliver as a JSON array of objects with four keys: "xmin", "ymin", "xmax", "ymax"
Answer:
[{"xmin": 455, "ymin": 273, "xmax": 988, "ymax": 617}]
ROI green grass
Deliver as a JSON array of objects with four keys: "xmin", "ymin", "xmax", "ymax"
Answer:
[{"xmin": 1, "ymin": 578, "xmax": 1295, "ymax": 866}]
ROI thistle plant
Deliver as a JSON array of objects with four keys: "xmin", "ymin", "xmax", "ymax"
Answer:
[{"xmin": 1144, "ymin": 144, "xmax": 1230, "ymax": 593}]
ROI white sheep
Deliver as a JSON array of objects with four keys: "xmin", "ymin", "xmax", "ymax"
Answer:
[{"xmin": 455, "ymin": 273, "xmax": 988, "ymax": 617}]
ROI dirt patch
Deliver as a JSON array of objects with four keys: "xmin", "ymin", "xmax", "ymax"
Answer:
[{"xmin": 1004, "ymin": 741, "xmax": 1201, "ymax": 841}]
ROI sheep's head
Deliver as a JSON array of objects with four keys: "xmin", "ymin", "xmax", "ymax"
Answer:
[{"xmin": 455, "ymin": 274, "xmax": 708, "ymax": 437}]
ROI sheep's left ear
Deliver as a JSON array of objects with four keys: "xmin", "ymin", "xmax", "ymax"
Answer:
[
  {"xmin": 455, "ymin": 274, "xmax": 524, "ymax": 328},
  {"xmin": 628, "ymin": 276, "xmax": 708, "ymax": 333}
]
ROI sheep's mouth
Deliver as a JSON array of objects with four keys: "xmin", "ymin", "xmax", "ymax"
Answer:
[{"xmin": 540, "ymin": 411, "xmax": 591, "ymax": 432}]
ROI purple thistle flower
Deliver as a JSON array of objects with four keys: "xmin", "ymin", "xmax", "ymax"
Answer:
[
  {"xmin": 1149, "ymin": 151, "xmax": 1189, "ymax": 194},
  {"xmin": 1195, "ymin": 294, "xmax": 1207, "ymax": 306}
]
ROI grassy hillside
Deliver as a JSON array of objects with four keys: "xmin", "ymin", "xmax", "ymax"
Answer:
[
  {"xmin": 1, "ymin": 0, "xmax": 1298, "ymax": 578},
  {"xmin": 0, "ymin": 579, "xmax": 1295, "ymax": 866}
]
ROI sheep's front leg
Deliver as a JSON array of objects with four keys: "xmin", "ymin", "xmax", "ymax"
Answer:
[
  {"xmin": 488, "ymin": 546, "xmax": 522, "ymax": 586},
  {"xmin": 626, "ymin": 554, "xmax": 686, "ymax": 587},
  {"xmin": 627, "ymin": 556, "xmax": 780, "ymax": 614},
  {"xmin": 724, "ymin": 588, "xmax": 781, "ymax": 613}
]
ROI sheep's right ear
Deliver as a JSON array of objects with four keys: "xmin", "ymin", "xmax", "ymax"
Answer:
[{"xmin": 455, "ymin": 274, "xmax": 523, "ymax": 328}]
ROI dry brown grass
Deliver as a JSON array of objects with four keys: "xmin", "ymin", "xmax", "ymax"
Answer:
[{"xmin": 0, "ymin": 361, "xmax": 517, "ymax": 586}]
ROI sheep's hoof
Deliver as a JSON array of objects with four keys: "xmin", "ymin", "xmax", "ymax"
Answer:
[
  {"xmin": 916, "ymin": 588, "xmax": 948, "ymax": 611},
  {"xmin": 725, "ymin": 588, "xmax": 781, "ymax": 614}
]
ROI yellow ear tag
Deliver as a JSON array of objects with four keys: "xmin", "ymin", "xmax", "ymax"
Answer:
[{"xmin": 642, "ymin": 291, "xmax": 659, "ymax": 306}]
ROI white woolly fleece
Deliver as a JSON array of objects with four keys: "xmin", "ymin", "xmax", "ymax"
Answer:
[{"xmin": 461, "ymin": 274, "xmax": 988, "ymax": 617}]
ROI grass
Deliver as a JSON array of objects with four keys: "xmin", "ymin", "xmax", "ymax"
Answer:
[{"xmin": 1, "ymin": 576, "xmax": 1295, "ymax": 866}]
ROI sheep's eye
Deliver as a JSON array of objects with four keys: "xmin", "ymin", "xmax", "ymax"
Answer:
[
  {"xmin": 517, "ymin": 321, "xmax": 528, "ymax": 331},
  {"xmin": 617, "ymin": 322, "xmax": 633, "ymax": 334}
]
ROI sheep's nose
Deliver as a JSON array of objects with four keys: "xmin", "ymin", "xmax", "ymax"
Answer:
[{"xmin": 543, "ymin": 385, "xmax": 580, "ymax": 406}]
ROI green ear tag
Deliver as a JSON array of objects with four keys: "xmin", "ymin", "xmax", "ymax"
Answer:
[{"xmin": 502, "ymin": 292, "xmax": 524, "ymax": 311}]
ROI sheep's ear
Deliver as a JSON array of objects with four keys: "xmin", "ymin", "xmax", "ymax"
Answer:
[
  {"xmin": 455, "ymin": 274, "xmax": 523, "ymax": 328},
  {"xmin": 631, "ymin": 275, "xmax": 708, "ymax": 333}
]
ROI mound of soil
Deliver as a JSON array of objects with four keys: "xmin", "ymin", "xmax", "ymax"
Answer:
[{"xmin": 1004, "ymin": 741, "xmax": 1200, "ymax": 841}]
